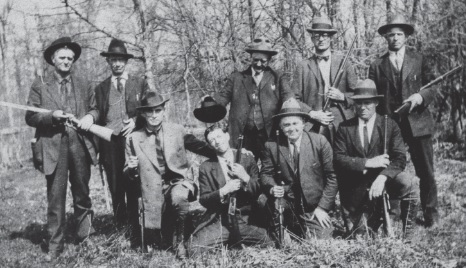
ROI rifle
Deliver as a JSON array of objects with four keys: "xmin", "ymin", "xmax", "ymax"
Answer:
[
  {"xmin": 394, "ymin": 65, "xmax": 463, "ymax": 116},
  {"xmin": 0, "ymin": 101, "xmax": 113, "ymax": 142},
  {"xmin": 129, "ymin": 136, "xmax": 146, "ymax": 253},
  {"xmin": 381, "ymin": 115, "xmax": 395, "ymax": 237},
  {"xmin": 275, "ymin": 130, "xmax": 285, "ymax": 248},
  {"xmin": 228, "ymin": 135, "xmax": 244, "ymax": 247}
]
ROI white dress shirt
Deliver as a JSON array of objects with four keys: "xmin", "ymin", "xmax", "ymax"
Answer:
[
  {"xmin": 316, "ymin": 51, "xmax": 332, "ymax": 94},
  {"xmin": 111, "ymin": 71, "xmax": 129, "ymax": 89},
  {"xmin": 358, "ymin": 114, "xmax": 377, "ymax": 149},
  {"xmin": 388, "ymin": 46, "xmax": 405, "ymax": 71},
  {"xmin": 252, "ymin": 70, "xmax": 264, "ymax": 86}
]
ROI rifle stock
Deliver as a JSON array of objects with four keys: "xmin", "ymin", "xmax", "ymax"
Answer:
[
  {"xmin": 228, "ymin": 135, "xmax": 244, "ymax": 247},
  {"xmin": 129, "ymin": 137, "xmax": 145, "ymax": 252}
]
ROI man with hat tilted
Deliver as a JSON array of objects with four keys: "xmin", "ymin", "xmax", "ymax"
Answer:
[
  {"xmin": 369, "ymin": 14, "xmax": 439, "ymax": 227},
  {"xmin": 333, "ymin": 79, "xmax": 418, "ymax": 238},
  {"xmin": 260, "ymin": 98, "xmax": 338, "ymax": 244},
  {"xmin": 213, "ymin": 37, "xmax": 295, "ymax": 160},
  {"xmin": 25, "ymin": 37, "xmax": 99, "ymax": 260},
  {"xmin": 293, "ymin": 15, "xmax": 358, "ymax": 144},
  {"xmin": 94, "ymin": 39, "xmax": 150, "ymax": 237},
  {"xmin": 124, "ymin": 92, "xmax": 216, "ymax": 258}
]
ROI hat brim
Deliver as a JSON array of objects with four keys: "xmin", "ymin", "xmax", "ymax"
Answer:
[
  {"xmin": 350, "ymin": 95, "xmax": 384, "ymax": 100},
  {"xmin": 378, "ymin": 24, "xmax": 414, "ymax": 35},
  {"xmin": 273, "ymin": 112, "xmax": 311, "ymax": 121},
  {"xmin": 100, "ymin": 52, "xmax": 134, "ymax": 58},
  {"xmin": 306, "ymin": 28, "xmax": 338, "ymax": 34},
  {"xmin": 136, "ymin": 99, "xmax": 170, "ymax": 110},
  {"xmin": 193, "ymin": 105, "xmax": 227, "ymax": 123},
  {"xmin": 44, "ymin": 42, "xmax": 81, "ymax": 66},
  {"xmin": 245, "ymin": 49, "xmax": 278, "ymax": 56}
]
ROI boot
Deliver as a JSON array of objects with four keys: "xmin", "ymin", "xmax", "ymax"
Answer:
[
  {"xmin": 401, "ymin": 198, "xmax": 419, "ymax": 240},
  {"xmin": 173, "ymin": 219, "xmax": 187, "ymax": 260}
]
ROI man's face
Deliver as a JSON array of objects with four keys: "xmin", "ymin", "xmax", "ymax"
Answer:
[
  {"xmin": 251, "ymin": 52, "xmax": 270, "ymax": 73},
  {"xmin": 206, "ymin": 128, "xmax": 230, "ymax": 154},
  {"xmin": 107, "ymin": 56, "xmax": 128, "ymax": 76},
  {"xmin": 385, "ymin": 27, "xmax": 407, "ymax": 51},
  {"xmin": 142, "ymin": 106, "xmax": 165, "ymax": 128},
  {"xmin": 355, "ymin": 99, "xmax": 378, "ymax": 121},
  {"xmin": 280, "ymin": 116, "xmax": 305, "ymax": 142},
  {"xmin": 311, "ymin": 32, "xmax": 332, "ymax": 53},
  {"xmin": 52, "ymin": 48, "xmax": 75, "ymax": 74}
]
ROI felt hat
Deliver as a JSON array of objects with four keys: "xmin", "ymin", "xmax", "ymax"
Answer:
[
  {"xmin": 137, "ymin": 91, "xmax": 169, "ymax": 110},
  {"xmin": 43, "ymin": 37, "xmax": 81, "ymax": 66},
  {"xmin": 245, "ymin": 37, "xmax": 278, "ymax": 56},
  {"xmin": 193, "ymin": 96, "xmax": 227, "ymax": 123},
  {"xmin": 378, "ymin": 14, "xmax": 414, "ymax": 35},
  {"xmin": 100, "ymin": 39, "xmax": 134, "ymax": 58},
  {"xmin": 306, "ymin": 16, "xmax": 337, "ymax": 34},
  {"xmin": 273, "ymin": 98, "xmax": 311, "ymax": 121},
  {"xmin": 350, "ymin": 79, "xmax": 384, "ymax": 100}
]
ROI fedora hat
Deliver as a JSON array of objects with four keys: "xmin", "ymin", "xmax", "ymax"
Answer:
[
  {"xmin": 378, "ymin": 14, "xmax": 414, "ymax": 35},
  {"xmin": 245, "ymin": 37, "xmax": 278, "ymax": 56},
  {"xmin": 306, "ymin": 16, "xmax": 337, "ymax": 34},
  {"xmin": 137, "ymin": 91, "xmax": 169, "ymax": 110},
  {"xmin": 350, "ymin": 79, "xmax": 384, "ymax": 100},
  {"xmin": 43, "ymin": 37, "xmax": 81, "ymax": 66},
  {"xmin": 193, "ymin": 96, "xmax": 227, "ymax": 123},
  {"xmin": 273, "ymin": 98, "xmax": 311, "ymax": 121},
  {"xmin": 101, "ymin": 39, "xmax": 134, "ymax": 58}
]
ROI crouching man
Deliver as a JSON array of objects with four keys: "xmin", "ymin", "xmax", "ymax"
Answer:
[{"xmin": 334, "ymin": 79, "xmax": 418, "ymax": 238}]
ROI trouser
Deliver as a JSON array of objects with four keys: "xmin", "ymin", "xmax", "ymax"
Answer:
[
  {"xmin": 45, "ymin": 128, "xmax": 93, "ymax": 254},
  {"xmin": 163, "ymin": 183, "xmax": 191, "ymax": 248},
  {"xmin": 242, "ymin": 126, "xmax": 268, "ymax": 161}
]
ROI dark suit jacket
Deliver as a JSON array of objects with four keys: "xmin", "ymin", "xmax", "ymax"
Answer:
[
  {"xmin": 260, "ymin": 130, "xmax": 337, "ymax": 212},
  {"xmin": 333, "ymin": 114, "xmax": 406, "ymax": 212},
  {"xmin": 293, "ymin": 54, "xmax": 358, "ymax": 130},
  {"xmin": 25, "ymin": 71, "xmax": 98, "ymax": 175},
  {"xmin": 368, "ymin": 50, "xmax": 437, "ymax": 137},
  {"xmin": 215, "ymin": 66, "xmax": 294, "ymax": 148},
  {"xmin": 193, "ymin": 150, "xmax": 261, "ymax": 233},
  {"xmin": 123, "ymin": 122, "xmax": 215, "ymax": 229}
]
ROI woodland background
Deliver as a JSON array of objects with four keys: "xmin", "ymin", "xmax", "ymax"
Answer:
[{"xmin": 0, "ymin": 0, "xmax": 464, "ymax": 169}]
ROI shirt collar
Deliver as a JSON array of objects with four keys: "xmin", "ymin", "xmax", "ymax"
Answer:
[
  {"xmin": 315, "ymin": 50, "xmax": 331, "ymax": 57},
  {"xmin": 145, "ymin": 124, "xmax": 162, "ymax": 135},
  {"xmin": 388, "ymin": 46, "xmax": 405, "ymax": 58},
  {"xmin": 111, "ymin": 72, "xmax": 129, "ymax": 82},
  {"xmin": 54, "ymin": 71, "xmax": 71, "ymax": 84},
  {"xmin": 288, "ymin": 133, "xmax": 303, "ymax": 149},
  {"xmin": 217, "ymin": 149, "xmax": 234, "ymax": 164},
  {"xmin": 358, "ymin": 113, "xmax": 377, "ymax": 127}
]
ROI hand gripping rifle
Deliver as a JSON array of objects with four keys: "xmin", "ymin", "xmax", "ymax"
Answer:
[
  {"xmin": 228, "ymin": 135, "xmax": 243, "ymax": 247},
  {"xmin": 381, "ymin": 115, "xmax": 395, "ymax": 237},
  {"xmin": 275, "ymin": 130, "xmax": 285, "ymax": 248},
  {"xmin": 129, "ymin": 136, "xmax": 146, "ymax": 253}
]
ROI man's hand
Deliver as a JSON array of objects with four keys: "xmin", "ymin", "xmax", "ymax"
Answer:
[
  {"xmin": 127, "ymin": 155, "xmax": 139, "ymax": 169},
  {"xmin": 312, "ymin": 207, "xmax": 332, "ymax": 228},
  {"xmin": 77, "ymin": 114, "xmax": 94, "ymax": 131},
  {"xmin": 365, "ymin": 154, "xmax": 390, "ymax": 169},
  {"xmin": 221, "ymin": 179, "xmax": 241, "ymax": 195},
  {"xmin": 270, "ymin": 185, "xmax": 284, "ymax": 198},
  {"xmin": 240, "ymin": 148, "xmax": 254, "ymax": 157},
  {"xmin": 121, "ymin": 118, "xmax": 135, "ymax": 137},
  {"xmin": 52, "ymin": 110, "xmax": 71, "ymax": 123},
  {"xmin": 403, "ymin": 93, "xmax": 423, "ymax": 113},
  {"xmin": 327, "ymin": 87, "xmax": 345, "ymax": 101},
  {"xmin": 228, "ymin": 163, "xmax": 250, "ymax": 184},
  {"xmin": 309, "ymin": 110, "xmax": 334, "ymax": 125},
  {"xmin": 369, "ymin": 175, "xmax": 388, "ymax": 200}
]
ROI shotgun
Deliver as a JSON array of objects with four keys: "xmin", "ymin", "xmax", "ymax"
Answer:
[
  {"xmin": 129, "ymin": 136, "xmax": 146, "ymax": 253},
  {"xmin": 228, "ymin": 135, "xmax": 244, "ymax": 247}
]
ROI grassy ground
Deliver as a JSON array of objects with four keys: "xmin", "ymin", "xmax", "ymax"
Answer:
[{"xmin": 0, "ymin": 149, "xmax": 465, "ymax": 267}]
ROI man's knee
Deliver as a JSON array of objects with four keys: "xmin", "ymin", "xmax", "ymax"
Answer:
[
  {"xmin": 169, "ymin": 184, "xmax": 190, "ymax": 206},
  {"xmin": 391, "ymin": 172, "xmax": 418, "ymax": 199}
]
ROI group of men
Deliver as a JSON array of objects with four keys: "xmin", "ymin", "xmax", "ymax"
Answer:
[{"xmin": 26, "ymin": 13, "xmax": 439, "ymax": 261}]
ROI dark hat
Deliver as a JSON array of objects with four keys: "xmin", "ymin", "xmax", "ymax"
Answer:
[
  {"xmin": 306, "ymin": 16, "xmax": 337, "ymax": 34},
  {"xmin": 137, "ymin": 91, "xmax": 169, "ymax": 110},
  {"xmin": 193, "ymin": 96, "xmax": 227, "ymax": 123},
  {"xmin": 378, "ymin": 14, "xmax": 414, "ymax": 35},
  {"xmin": 43, "ymin": 37, "xmax": 81, "ymax": 66},
  {"xmin": 245, "ymin": 37, "xmax": 278, "ymax": 56},
  {"xmin": 273, "ymin": 98, "xmax": 311, "ymax": 121},
  {"xmin": 100, "ymin": 39, "xmax": 134, "ymax": 58},
  {"xmin": 350, "ymin": 79, "xmax": 384, "ymax": 100}
]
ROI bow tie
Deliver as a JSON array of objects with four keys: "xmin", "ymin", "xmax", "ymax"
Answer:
[{"xmin": 314, "ymin": 55, "xmax": 329, "ymax": 61}]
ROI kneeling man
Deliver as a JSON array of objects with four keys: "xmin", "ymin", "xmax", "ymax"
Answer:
[{"xmin": 334, "ymin": 79, "xmax": 418, "ymax": 237}]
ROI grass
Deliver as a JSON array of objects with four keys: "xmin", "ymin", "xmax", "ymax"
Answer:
[{"xmin": 0, "ymin": 145, "xmax": 465, "ymax": 267}]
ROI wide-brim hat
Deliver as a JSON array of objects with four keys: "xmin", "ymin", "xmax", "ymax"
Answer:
[
  {"xmin": 245, "ymin": 37, "xmax": 278, "ymax": 56},
  {"xmin": 100, "ymin": 38, "xmax": 134, "ymax": 58},
  {"xmin": 378, "ymin": 14, "xmax": 414, "ymax": 35},
  {"xmin": 306, "ymin": 16, "xmax": 337, "ymax": 34},
  {"xmin": 193, "ymin": 96, "xmax": 227, "ymax": 123},
  {"xmin": 43, "ymin": 37, "xmax": 81, "ymax": 66},
  {"xmin": 350, "ymin": 79, "xmax": 384, "ymax": 100},
  {"xmin": 137, "ymin": 91, "xmax": 169, "ymax": 110},
  {"xmin": 273, "ymin": 98, "xmax": 311, "ymax": 121}
]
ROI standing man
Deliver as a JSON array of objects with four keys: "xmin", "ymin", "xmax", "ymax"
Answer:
[
  {"xmin": 190, "ymin": 122, "xmax": 272, "ymax": 255},
  {"xmin": 334, "ymin": 79, "xmax": 418, "ymax": 237},
  {"xmin": 369, "ymin": 15, "xmax": 439, "ymax": 226},
  {"xmin": 260, "ymin": 99, "xmax": 338, "ymax": 242},
  {"xmin": 124, "ymin": 92, "xmax": 216, "ymax": 259},
  {"xmin": 94, "ymin": 39, "xmax": 150, "ymax": 228},
  {"xmin": 293, "ymin": 15, "xmax": 358, "ymax": 143},
  {"xmin": 25, "ymin": 37, "xmax": 98, "ymax": 260},
  {"xmin": 214, "ymin": 37, "xmax": 295, "ymax": 160}
]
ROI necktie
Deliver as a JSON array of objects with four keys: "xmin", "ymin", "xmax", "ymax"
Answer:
[
  {"xmin": 155, "ymin": 128, "xmax": 166, "ymax": 175},
  {"xmin": 60, "ymin": 79, "xmax": 71, "ymax": 113},
  {"xmin": 363, "ymin": 122, "xmax": 370, "ymax": 155},
  {"xmin": 291, "ymin": 141, "xmax": 299, "ymax": 173},
  {"xmin": 117, "ymin": 77, "xmax": 124, "ymax": 93},
  {"xmin": 315, "ymin": 55, "xmax": 329, "ymax": 61}
]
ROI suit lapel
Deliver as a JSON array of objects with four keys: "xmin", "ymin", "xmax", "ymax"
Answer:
[
  {"xmin": 102, "ymin": 77, "xmax": 112, "ymax": 112},
  {"xmin": 139, "ymin": 131, "xmax": 161, "ymax": 170},
  {"xmin": 161, "ymin": 122, "xmax": 173, "ymax": 160},
  {"xmin": 124, "ymin": 75, "xmax": 135, "ymax": 103},
  {"xmin": 366, "ymin": 115, "xmax": 382, "ymax": 155},
  {"xmin": 307, "ymin": 58, "xmax": 321, "ymax": 82},
  {"xmin": 258, "ymin": 71, "xmax": 273, "ymax": 91},
  {"xmin": 350, "ymin": 121, "xmax": 366, "ymax": 156},
  {"xmin": 241, "ymin": 72, "xmax": 255, "ymax": 104},
  {"xmin": 299, "ymin": 133, "xmax": 311, "ymax": 175},
  {"xmin": 278, "ymin": 140, "xmax": 294, "ymax": 173},
  {"xmin": 380, "ymin": 56, "xmax": 395, "ymax": 87},
  {"xmin": 401, "ymin": 51, "xmax": 414, "ymax": 83},
  {"xmin": 72, "ymin": 75, "xmax": 83, "ymax": 116},
  {"xmin": 211, "ymin": 160, "xmax": 226, "ymax": 189},
  {"xmin": 42, "ymin": 74, "xmax": 64, "ymax": 110},
  {"xmin": 330, "ymin": 54, "xmax": 340, "ymax": 85}
]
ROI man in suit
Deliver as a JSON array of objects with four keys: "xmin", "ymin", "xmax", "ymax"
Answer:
[
  {"xmin": 94, "ymin": 39, "xmax": 150, "ymax": 230},
  {"xmin": 334, "ymin": 79, "xmax": 418, "ymax": 237},
  {"xmin": 293, "ymin": 15, "xmax": 358, "ymax": 144},
  {"xmin": 25, "ymin": 37, "xmax": 98, "ymax": 260},
  {"xmin": 214, "ymin": 37, "xmax": 294, "ymax": 160},
  {"xmin": 260, "ymin": 98, "xmax": 338, "ymax": 242},
  {"xmin": 124, "ymin": 92, "xmax": 216, "ymax": 259},
  {"xmin": 190, "ymin": 122, "xmax": 271, "ymax": 255},
  {"xmin": 369, "ymin": 15, "xmax": 438, "ymax": 226}
]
